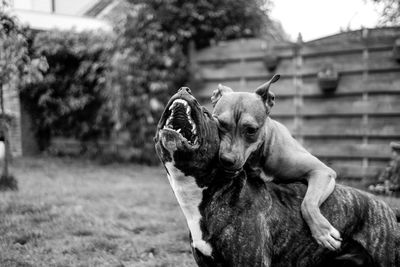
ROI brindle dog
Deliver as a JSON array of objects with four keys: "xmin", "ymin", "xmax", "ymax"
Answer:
[{"xmin": 155, "ymin": 87, "xmax": 399, "ymax": 267}]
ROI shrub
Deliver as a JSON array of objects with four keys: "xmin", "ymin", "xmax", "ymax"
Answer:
[
  {"xmin": 20, "ymin": 30, "xmax": 115, "ymax": 149},
  {"xmin": 130, "ymin": 0, "xmax": 271, "ymax": 49}
]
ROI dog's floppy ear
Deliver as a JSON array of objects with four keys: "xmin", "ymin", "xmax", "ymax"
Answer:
[
  {"xmin": 255, "ymin": 74, "xmax": 280, "ymax": 112},
  {"xmin": 211, "ymin": 84, "xmax": 234, "ymax": 107}
]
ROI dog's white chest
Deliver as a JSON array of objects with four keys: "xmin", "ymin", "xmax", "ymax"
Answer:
[{"xmin": 165, "ymin": 162, "xmax": 213, "ymax": 257}]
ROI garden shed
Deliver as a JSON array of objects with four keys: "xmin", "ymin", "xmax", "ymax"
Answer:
[{"xmin": 191, "ymin": 27, "xmax": 400, "ymax": 181}]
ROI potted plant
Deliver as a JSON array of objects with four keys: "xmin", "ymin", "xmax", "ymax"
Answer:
[
  {"xmin": 263, "ymin": 54, "xmax": 280, "ymax": 72},
  {"xmin": 317, "ymin": 65, "xmax": 339, "ymax": 93}
]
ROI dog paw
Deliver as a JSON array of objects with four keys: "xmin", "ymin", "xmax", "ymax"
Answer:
[{"xmin": 312, "ymin": 224, "xmax": 342, "ymax": 251}]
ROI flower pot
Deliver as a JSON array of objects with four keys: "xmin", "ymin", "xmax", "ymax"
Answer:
[
  {"xmin": 317, "ymin": 66, "xmax": 339, "ymax": 93},
  {"xmin": 263, "ymin": 54, "xmax": 279, "ymax": 72}
]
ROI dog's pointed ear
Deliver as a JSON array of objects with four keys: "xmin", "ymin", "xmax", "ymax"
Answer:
[
  {"xmin": 211, "ymin": 84, "xmax": 234, "ymax": 107},
  {"xmin": 255, "ymin": 74, "xmax": 280, "ymax": 112}
]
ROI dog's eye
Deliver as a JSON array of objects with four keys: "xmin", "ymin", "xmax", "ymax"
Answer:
[{"xmin": 246, "ymin": 127, "xmax": 258, "ymax": 135}]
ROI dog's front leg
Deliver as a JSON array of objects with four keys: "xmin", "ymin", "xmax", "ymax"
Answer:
[{"xmin": 301, "ymin": 169, "xmax": 342, "ymax": 251}]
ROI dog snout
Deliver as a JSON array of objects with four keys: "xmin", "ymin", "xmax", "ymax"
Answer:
[
  {"xmin": 178, "ymin": 87, "xmax": 192, "ymax": 95},
  {"xmin": 219, "ymin": 153, "xmax": 242, "ymax": 171},
  {"xmin": 219, "ymin": 153, "xmax": 235, "ymax": 168}
]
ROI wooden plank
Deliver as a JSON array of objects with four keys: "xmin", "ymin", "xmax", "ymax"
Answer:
[
  {"xmin": 194, "ymin": 38, "xmax": 269, "ymax": 62},
  {"xmin": 199, "ymin": 60, "xmax": 269, "ymax": 80},
  {"xmin": 303, "ymin": 138, "xmax": 363, "ymax": 148},
  {"xmin": 301, "ymin": 27, "xmax": 400, "ymax": 55},
  {"xmin": 298, "ymin": 75, "xmax": 365, "ymax": 96},
  {"xmin": 198, "ymin": 57, "xmax": 295, "ymax": 81},
  {"xmin": 304, "ymin": 142, "xmax": 391, "ymax": 160},
  {"xmin": 365, "ymin": 27, "xmax": 400, "ymax": 46},
  {"xmin": 195, "ymin": 74, "xmax": 296, "ymax": 98},
  {"xmin": 294, "ymin": 116, "xmax": 400, "ymax": 138},
  {"xmin": 366, "ymin": 71, "xmax": 400, "ymax": 91},
  {"xmin": 270, "ymin": 44, "xmax": 295, "ymax": 58},
  {"xmin": 368, "ymin": 49, "xmax": 400, "ymax": 70},
  {"xmin": 297, "ymin": 95, "xmax": 400, "ymax": 116},
  {"xmin": 275, "ymin": 57, "xmax": 297, "ymax": 74},
  {"xmin": 316, "ymin": 159, "xmax": 380, "ymax": 180},
  {"xmin": 273, "ymin": 118, "xmax": 296, "ymax": 133},
  {"xmin": 367, "ymin": 117, "xmax": 400, "ymax": 137},
  {"xmin": 306, "ymin": 71, "xmax": 400, "ymax": 96},
  {"xmin": 272, "ymin": 95, "xmax": 362, "ymax": 116},
  {"xmin": 333, "ymin": 164, "xmax": 381, "ymax": 180},
  {"xmin": 369, "ymin": 158, "xmax": 391, "ymax": 167},
  {"xmin": 301, "ymin": 52, "xmax": 364, "ymax": 75},
  {"xmin": 298, "ymin": 117, "xmax": 364, "ymax": 136},
  {"xmin": 302, "ymin": 30, "xmax": 365, "ymax": 55},
  {"xmin": 270, "ymin": 98, "xmax": 296, "ymax": 116}
]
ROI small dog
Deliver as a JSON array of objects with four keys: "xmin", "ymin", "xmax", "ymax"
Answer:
[{"xmin": 211, "ymin": 75, "xmax": 341, "ymax": 250}]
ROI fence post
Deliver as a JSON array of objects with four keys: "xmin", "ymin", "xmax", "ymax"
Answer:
[
  {"xmin": 361, "ymin": 28, "xmax": 370, "ymax": 179},
  {"xmin": 293, "ymin": 33, "xmax": 304, "ymax": 144}
]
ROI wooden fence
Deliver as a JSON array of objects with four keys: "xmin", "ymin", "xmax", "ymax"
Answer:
[{"xmin": 191, "ymin": 27, "xmax": 400, "ymax": 182}]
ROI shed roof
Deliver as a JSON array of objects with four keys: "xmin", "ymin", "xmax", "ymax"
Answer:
[{"xmin": 11, "ymin": 9, "xmax": 112, "ymax": 32}]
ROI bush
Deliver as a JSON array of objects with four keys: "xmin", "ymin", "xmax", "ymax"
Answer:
[
  {"xmin": 139, "ymin": 0, "xmax": 270, "ymax": 49},
  {"xmin": 20, "ymin": 30, "xmax": 115, "ymax": 149},
  {"xmin": 109, "ymin": 5, "xmax": 188, "ymax": 164}
]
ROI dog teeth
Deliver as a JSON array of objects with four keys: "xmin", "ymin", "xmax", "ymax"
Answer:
[
  {"xmin": 173, "ymin": 99, "xmax": 188, "ymax": 106},
  {"xmin": 164, "ymin": 98, "xmax": 200, "ymax": 146},
  {"xmin": 165, "ymin": 117, "xmax": 172, "ymax": 127},
  {"xmin": 169, "ymin": 99, "xmax": 188, "ymax": 111}
]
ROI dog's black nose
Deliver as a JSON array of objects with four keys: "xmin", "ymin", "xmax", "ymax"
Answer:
[
  {"xmin": 219, "ymin": 154, "xmax": 236, "ymax": 168},
  {"xmin": 179, "ymin": 87, "xmax": 192, "ymax": 95}
]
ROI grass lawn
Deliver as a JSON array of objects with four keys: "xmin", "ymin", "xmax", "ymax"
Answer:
[
  {"xmin": 0, "ymin": 157, "xmax": 194, "ymax": 267},
  {"xmin": 0, "ymin": 157, "xmax": 399, "ymax": 267}
]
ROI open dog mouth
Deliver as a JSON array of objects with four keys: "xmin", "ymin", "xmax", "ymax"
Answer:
[{"xmin": 163, "ymin": 99, "xmax": 198, "ymax": 146}]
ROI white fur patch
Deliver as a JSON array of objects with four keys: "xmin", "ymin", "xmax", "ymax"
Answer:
[{"xmin": 165, "ymin": 162, "xmax": 213, "ymax": 257}]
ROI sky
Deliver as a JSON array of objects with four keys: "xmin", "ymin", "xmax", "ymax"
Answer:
[{"xmin": 270, "ymin": 0, "xmax": 382, "ymax": 41}]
